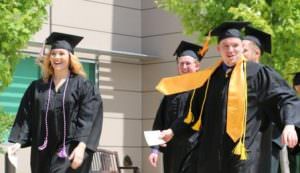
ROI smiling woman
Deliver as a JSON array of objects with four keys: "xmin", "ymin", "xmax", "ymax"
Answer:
[
  {"xmin": 8, "ymin": 32, "xmax": 103, "ymax": 173},
  {"xmin": 49, "ymin": 49, "xmax": 70, "ymax": 79}
]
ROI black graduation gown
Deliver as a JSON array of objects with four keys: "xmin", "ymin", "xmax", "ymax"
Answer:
[
  {"xmin": 152, "ymin": 92, "xmax": 195, "ymax": 173},
  {"xmin": 252, "ymin": 113, "xmax": 282, "ymax": 173},
  {"xmin": 8, "ymin": 74, "xmax": 103, "ymax": 173},
  {"xmin": 171, "ymin": 62, "xmax": 300, "ymax": 173}
]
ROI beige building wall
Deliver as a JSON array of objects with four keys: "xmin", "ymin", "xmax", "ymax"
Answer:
[{"xmin": 0, "ymin": 0, "xmax": 220, "ymax": 173}]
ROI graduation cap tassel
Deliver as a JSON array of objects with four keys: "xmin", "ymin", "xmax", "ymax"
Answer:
[
  {"xmin": 233, "ymin": 139, "xmax": 243, "ymax": 155},
  {"xmin": 36, "ymin": 40, "xmax": 46, "ymax": 65},
  {"xmin": 184, "ymin": 110, "xmax": 194, "ymax": 124},
  {"xmin": 240, "ymin": 145, "xmax": 247, "ymax": 160},
  {"xmin": 240, "ymin": 60, "xmax": 248, "ymax": 160},
  {"xmin": 232, "ymin": 139, "xmax": 247, "ymax": 157},
  {"xmin": 191, "ymin": 116, "xmax": 201, "ymax": 131},
  {"xmin": 232, "ymin": 134, "xmax": 247, "ymax": 160},
  {"xmin": 39, "ymin": 40, "xmax": 46, "ymax": 57},
  {"xmin": 192, "ymin": 78, "xmax": 210, "ymax": 131},
  {"xmin": 198, "ymin": 31, "xmax": 211, "ymax": 57},
  {"xmin": 184, "ymin": 89, "xmax": 196, "ymax": 124}
]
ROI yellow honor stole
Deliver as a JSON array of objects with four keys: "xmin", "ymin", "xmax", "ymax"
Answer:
[{"xmin": 156, "ymin": 57, "xmax": 248, "ymax": 160}]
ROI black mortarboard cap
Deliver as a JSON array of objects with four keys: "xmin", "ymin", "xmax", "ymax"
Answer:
[
  {"xmin": 45, "ymin": 32, "xmax": 83, "ymax": 53},
  {"xmin": 293, "ymin": 72, "xmax": 300, "ymax": 86},
  {"xmin": 211, "ymin": 21, "xmax": 250, "ymax": 42},
  {"xmin": 173, "ymin": 41, "xmax": 204, "ymax": 61},
  {"xmin": 244, "ymin": 26, "xmax": 271, "ymax": 54}
]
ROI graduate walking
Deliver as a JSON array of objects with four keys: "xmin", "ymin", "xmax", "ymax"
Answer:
[
  {"xmin": 8, "ymin": 32, "xmax": 103, "ymax": 173},
  {"xmin": 157, "ymin": 21, "xmax": 300, "ymax": 173}
]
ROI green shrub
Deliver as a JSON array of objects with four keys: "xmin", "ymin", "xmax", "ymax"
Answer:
[{"xmin": 0, "ymin": 109, "xmax": 15, "ymax": 143}]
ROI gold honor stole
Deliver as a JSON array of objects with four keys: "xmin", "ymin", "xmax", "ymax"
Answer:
[{"xmin": 156, "ymin": 57, "xmax": 248, "ymax": 160}]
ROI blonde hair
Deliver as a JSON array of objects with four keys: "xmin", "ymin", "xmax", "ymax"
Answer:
[{"xmin": 41, "ymin": 51, "xmax": 87, "ymax": 82}]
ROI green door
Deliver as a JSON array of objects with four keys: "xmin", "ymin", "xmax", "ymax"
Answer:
[{"xmin": 0, "ymin": 57, "xmax": 39, "ymax": 113}]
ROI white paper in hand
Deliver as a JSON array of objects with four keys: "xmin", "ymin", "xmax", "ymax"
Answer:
[
  {"xmin": 144, "ymin": 130, "xmax": 166, "ymax": 146},
  {"xmin": 7, "ymin": 146, "xmax": 18, "ymax": 168}
]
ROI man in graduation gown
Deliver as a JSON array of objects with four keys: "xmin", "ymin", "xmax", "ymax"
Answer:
[
  {"xmin": 8, "ymin": 32, "xmax": 103, "ymax": 173},
  {"xmin": 156, "ymin": 21, "xmax": 300, "ymax": 173},
  {"xmin": 289, "ymin": 73, "xmax": 300, "ymax": 173},
  {"xmin": 242, "ymin": 25, "xmax": 287, "ymax": 173},
  {"xmin": 293, "ymin": 73, "xmax": 300, "ymax": 94},
  {"xmin": 244, "ymin": 26, "xmax": 300, "ymax": 173},
  {"xmin": 148, "ymin": 41, "xmax": 206, "ymax": 173}
]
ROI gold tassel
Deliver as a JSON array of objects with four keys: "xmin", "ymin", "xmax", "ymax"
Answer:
[
  {"xmin": 184, "ymin": 110, "xmax": 194, "ymax": 124},
  {"xmin": 192, "ymin": 118, "xmax": 201, "ymax": 131},
  {"xmin": 198, "ymin": 31, "xmax": 211, "ymax": 57},
  {"xmin": 239, "ymin": 59, "xmax": 248, "ymax": 161},
  {"xmin": 184, "ymin": 89, "xmax": 196, "ymax": 124},
  {"xmin": 233, "ymin": 140, "xmax": 243, "ymax": 155},
  {"xmin": 232, "ymin": 139, "xmax": 247, "ymax": 160},
  {"xmin": 191, "ymin": 78, "xmax": 210, "ymax": 131},
  {"xmin": 240, "ymin": 146, "xmax": 247, "ymax": 160}
]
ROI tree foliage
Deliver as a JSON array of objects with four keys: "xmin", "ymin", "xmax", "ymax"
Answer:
[
  {"xmin": 155, "ymin": 0, "xmax": 300, "ymax": 81},
  {"xmin": 0, "ymin": 0, "xmax": 51, "ymax": 91},
  {"xmin": 0, "ymin": 109, "xmax": 15, "ymax": 143},
  {"xmin": 0, "ymin": 108, "xmax": 15, "ymax": 151}
]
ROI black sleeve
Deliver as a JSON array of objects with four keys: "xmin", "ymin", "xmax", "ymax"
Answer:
[
  {"xmin": 86, "ymin": 93, "xmax": 103, "ymax": 151},
  {"xmin": 8, "ymin": 81, "xmax": 35, "ymax": 147},
  {"xmin": 170, "ymin": 91, "xmax": 196, "ymax": 136},
  {"xmin": 258, "ymin": 66, "xmax": 300, "ymax": 126},
  {"xmin": 74, "ymin": 80, "xmax": 103, "ymax": 151},
  {"xmin": 152, "ymin": 96, "xmax": 167, "ymax": 131}
]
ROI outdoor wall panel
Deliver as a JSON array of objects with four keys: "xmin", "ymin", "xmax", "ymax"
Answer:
[
  {"xmin": 48, "ymin": 25, "xmax": 142, "ymax": 54},
  {"xmin": 101, "ymin": 90, "xmax": 142, "ymax": 119},
  {"xmin": 52, "ymin": 0, "xmax": 141, "ymax": 37},
  {"xmin": 142, "ymin": 33, "xmax": 195, "ymax": 58},
  {"xmin": 142, "ymin": 8, "xmax": 182, "ymax": 37},
  {"xmin": 142, "ymin": 61, "xmax": 177, "ymax": 91},
  {"xmin": 142, "ymin": 92, "xmax": 163, "ymax": 119},
  {"xmin": 83, "ymin": 0, "xmax": 141, "ymax": 9},
  {"xmin": 30, "ymin": 23, "xmax": 50, "ymax": 43},
  {"xmin": 142, "ymin": 0, "xmax": 156, "ymax": 9},
  {"xmin": 100, "ymin": 118, "xmax": 142, "ymax": 147},
  {"xmin": 99, "ymin": 60, "xmax": 142, "ymax": 92}
]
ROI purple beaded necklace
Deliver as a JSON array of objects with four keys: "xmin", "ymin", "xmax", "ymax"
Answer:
[{"xmin": 38, "ymin": 74, "xmax": 70, "ymax": 158}]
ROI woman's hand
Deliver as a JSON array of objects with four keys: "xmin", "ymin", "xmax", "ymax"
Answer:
[{"xmin": 69, "ymin": 142, "xmax": 86, "ymax": 169}]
